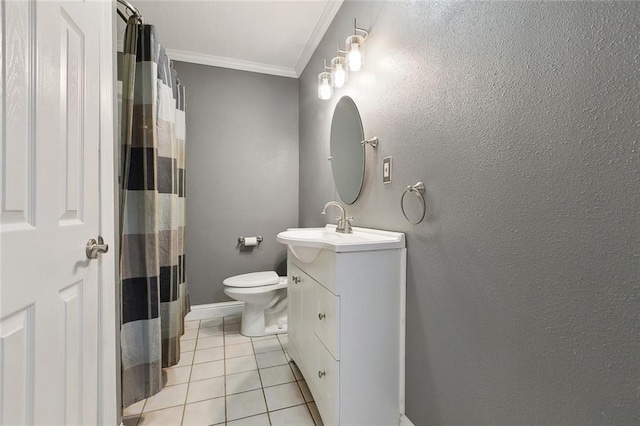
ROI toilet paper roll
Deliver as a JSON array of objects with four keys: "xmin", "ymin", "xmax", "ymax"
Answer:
[{"xmin": 243, "ymin": 237, "xmax": 258, "ymax": 247}]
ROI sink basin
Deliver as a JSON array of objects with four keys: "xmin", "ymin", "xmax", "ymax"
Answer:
[{"xmin": 276, "ymin": 225, "xmax": 405, "ymax": 263}]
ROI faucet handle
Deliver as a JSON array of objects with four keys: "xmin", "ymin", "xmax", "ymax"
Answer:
[{"xmin": 340, "ymin": 217, "xmax": 354, "ymax": 234}]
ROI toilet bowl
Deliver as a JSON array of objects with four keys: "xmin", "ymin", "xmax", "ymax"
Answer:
[{"xmin": 223, "ymin": 271, "xmax": 288, "ymax": 337}]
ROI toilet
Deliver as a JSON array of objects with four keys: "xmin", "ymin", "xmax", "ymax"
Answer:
[{"xmin": 223, "ymin": 271, "xmax": 288, "ymax": 337}]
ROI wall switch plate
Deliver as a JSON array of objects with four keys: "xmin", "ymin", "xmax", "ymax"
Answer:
[{"xmin": 383, "ymin": 156, "xmax": 392, "ymax": 184}]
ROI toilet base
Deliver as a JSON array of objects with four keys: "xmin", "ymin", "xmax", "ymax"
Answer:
[
  {"xmin": 265, "ymin": 322, "xmax": 287, "ymax": 335},
  {"xmin": 239, "ymin": 301, "xmax": 288, "ymax": 337},
  {"xmin": 241, "ymin": 321, "xmax": 287, "ymax": 338}
]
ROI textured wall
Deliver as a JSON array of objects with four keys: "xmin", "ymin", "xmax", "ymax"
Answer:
[
  {"xmin": 174, "ymin": 62, "xmax": 298, "ymax": 304},
  {"xmin": 299, "ymin": 2, "xmax": 640, "ymax": 424}
]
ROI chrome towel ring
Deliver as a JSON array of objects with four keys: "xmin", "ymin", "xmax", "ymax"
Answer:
[{"xmin": 401, "ymin": 182, "xmax": 426, "ymax": 224}]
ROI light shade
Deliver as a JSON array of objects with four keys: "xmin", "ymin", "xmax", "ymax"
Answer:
[
  {"xmin": 317, "ymin": 72, "xmax": 333, "ymax": 100},
  {"xmin": 345, "ymin": 34, "xmax": 365, "ymax": 71},
  {"xmin": 330, "ymin": 56, "xmax": 348, "ymax": 88}
]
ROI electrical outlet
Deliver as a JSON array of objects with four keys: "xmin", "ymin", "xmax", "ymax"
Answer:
[{"xmin": 383, "ymin": 156, "xmax": 392, "ymax": 184}]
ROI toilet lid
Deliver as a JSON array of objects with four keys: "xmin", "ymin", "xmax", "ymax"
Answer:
[{"xmin": 223, "ymin": 271, "xmax": 280, "ymax": 288}]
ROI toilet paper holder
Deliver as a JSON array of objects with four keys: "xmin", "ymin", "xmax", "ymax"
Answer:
[{"xmin": 237, "ymin": 236, "xmax": 263, "ymax": 246}]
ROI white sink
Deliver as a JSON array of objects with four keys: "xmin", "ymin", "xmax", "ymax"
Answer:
[{"xmin": 276, "ymin": 225, "xmax": 405, "ymax": 263}]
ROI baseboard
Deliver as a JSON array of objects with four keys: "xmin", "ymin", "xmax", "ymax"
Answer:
[
  {"xmin": 185, "ymin": 301, "xmax": 244, "ymax": 321},
  {"xmin": 400, "ymin": 414, "xmax": 415, "ymax": 426}
]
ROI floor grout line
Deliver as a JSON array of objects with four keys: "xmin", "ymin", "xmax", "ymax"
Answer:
[
  {"xmin": 250, "ymin": 334, "xmax": 272, "ymax": 426},
  {"xmin": 223, "ymin": 324, "xmax": 228, "ymax": 425}
]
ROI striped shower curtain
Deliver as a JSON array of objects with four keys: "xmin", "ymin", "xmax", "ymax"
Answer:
[{"xmin": 119, "ymin": 17, "xmax": 189, "ymax": 408}]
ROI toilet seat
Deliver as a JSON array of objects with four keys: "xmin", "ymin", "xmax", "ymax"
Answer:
[
  {"xmin": 223, "ymin": 271, "xmax": 279, "ymax": 288},
  {"xmin": 224, "ymin": 279, "xmax": 287, "ymax": 295}
]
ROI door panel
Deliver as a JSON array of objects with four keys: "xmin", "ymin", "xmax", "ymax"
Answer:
[
  {"xmin": 1, "ymin": 0, "xmax": 35, "ymax": 228},
  {"xmin": 59, "ymin": 8, "xmax": 86, "ymax": 224},
  {"xmin": 0, "ymin": 306, "xmax": 35, "ymax": 425}
]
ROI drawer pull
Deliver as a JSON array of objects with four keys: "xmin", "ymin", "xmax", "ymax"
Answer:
[
  {"xmin": 291, "ymin": 275, "xmax": 301, "ymax": 284},
  {"xmin": 318, "ymin": 313, "xmax": 326, "ymax": 320},
  {"xmin": 318, "ymin": 370, "xmax": 326, "ymax": 379}
]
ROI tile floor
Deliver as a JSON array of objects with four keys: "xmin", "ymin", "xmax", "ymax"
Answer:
[{"xmin": 122, "ymin": 316, "xmax": 324, "ymax": 426}]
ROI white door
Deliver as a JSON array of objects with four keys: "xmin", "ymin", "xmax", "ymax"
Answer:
[{"xmin": 0, "ymin": 0, "xmax": 116, "ymax": 424}]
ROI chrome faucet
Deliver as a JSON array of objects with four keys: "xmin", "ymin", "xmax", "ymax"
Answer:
[{"xmin": 321, "ymin": 201, "xmax": 353, "ymax": 234}]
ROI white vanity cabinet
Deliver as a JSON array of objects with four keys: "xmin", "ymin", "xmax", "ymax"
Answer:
[{"xmin": 283, "ymin": 235, "xmax": 406, "ymax": 426}]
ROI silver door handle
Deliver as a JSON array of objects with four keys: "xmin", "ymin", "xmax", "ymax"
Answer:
[{"xmin": 86, "ymin": 236, "xmax": 109, "ymax": 259}]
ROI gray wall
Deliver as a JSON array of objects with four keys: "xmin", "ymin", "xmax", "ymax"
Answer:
[
  {"xmin": 174, "ymin": 62, "xmax": 298, "ymax": 304},
  {"xmin": 300, "ymin": 2, "xmax": 640, "ymax": 424}
]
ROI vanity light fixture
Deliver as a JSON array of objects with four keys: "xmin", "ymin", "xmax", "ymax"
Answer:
[
  {"xmin": 346, "ymin": 18, "xmax": 369, "ymax": 72},
  {"xmin": 318, "ymin": 60, "xmax": 333, "ymax": 100},
  {"xmin": 317, "ymin": 19, "xmax": 369, "ymax": 101},
  {"xmin": 330, "ymin": 43, "xmax": 348, "ymax": 88}
]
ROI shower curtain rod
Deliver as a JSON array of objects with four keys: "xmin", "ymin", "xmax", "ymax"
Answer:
[{"xmin": 117, "ymin": 0, "xmax": 143, "ymax": 23}]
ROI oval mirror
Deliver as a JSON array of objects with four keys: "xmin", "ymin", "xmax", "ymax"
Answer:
[{"xmin": 330, "ymin": 96, "xmax": 365, "ymax": 205}]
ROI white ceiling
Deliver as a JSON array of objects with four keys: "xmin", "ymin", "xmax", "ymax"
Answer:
[{"xmin": 124, "ymin": 0, "xmax": 344, "ymax": 78}]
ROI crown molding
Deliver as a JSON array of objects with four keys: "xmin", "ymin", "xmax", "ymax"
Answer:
[
  {"xmin": 294, "ymin": 0, "xmax": 344, "ymax": 77},
  {"xmin": 117, "ymin": 42, "xmax": 296, "ymax": 78},
  {"xmin": 164, "ymin": 48, "xmax": 298, "ymax": 79}
]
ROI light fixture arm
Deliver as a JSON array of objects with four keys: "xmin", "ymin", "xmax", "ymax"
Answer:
[
  {"xmin": 337, "ymin": 42, "xmax": 346, "ymax": 56},
  {"xmin": 353, "ymin": 18, "xmax": 369, "ymax": 39}
]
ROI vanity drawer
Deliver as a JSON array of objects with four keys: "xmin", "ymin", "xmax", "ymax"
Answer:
[
  {"xmin": 314, "ymin": 337, "xmax": 339, "ymax": 426},
  {"xmin": 314, "ymin": 282, "xmax": 340, "ymax": 360},
  {"xmin": 289, "ymin": 248, "xmax": 338, "ymax": 294}
]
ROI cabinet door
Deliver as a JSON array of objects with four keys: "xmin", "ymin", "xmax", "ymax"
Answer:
[
  {"xmin": 287, "ymin": 261, "xmax": 303, "ymax": 354},
  {"xmin": 287, "ymin": 262, "xmax": 316, "ymax": 372}
]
